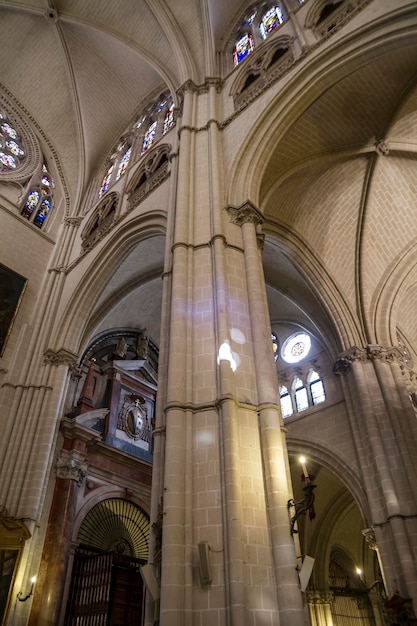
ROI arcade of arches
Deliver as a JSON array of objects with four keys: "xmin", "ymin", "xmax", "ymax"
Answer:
[{"xmin": 1, "ymin": 1, "xmax": 417, "ymax": 625}]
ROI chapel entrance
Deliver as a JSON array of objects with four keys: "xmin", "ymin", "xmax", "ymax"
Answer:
[{"xmin": 64, "ymin": 499, "xmax": 149, "ymax": 626}]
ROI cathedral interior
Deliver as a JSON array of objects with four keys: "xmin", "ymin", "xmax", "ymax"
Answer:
[{"xmin": 1, "ymin": 1, "xmax": 417, "ymax": 625}]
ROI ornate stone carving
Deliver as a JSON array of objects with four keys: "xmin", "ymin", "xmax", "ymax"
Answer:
[
  {"xmin": 362, "ymin": 527, "xmax": 378, "ymax": 551},
  {"xmin": 307, "ymin": 591, "xmax": 334, "ymax": 604},
  {"xmin": 64, "ymin": 216, "xmax": 82, "ymax": 228},
  {"xmin": 44, "ymin": 348, "xmax": 78, "ymax": 367},
  {"xmin": 374, "ymin": 140, "xmax": 389, "ymax": 156},
  {"xmin": 334, "ymin": 345, "xmax": 403, "ymax": 374},
  {"xmin": 226, "ymin": 201, "xmax": 263, "ymax": 227},
  {"xmin": 56, "ymin": 455, "xmax": 87, "ymax": 486}
]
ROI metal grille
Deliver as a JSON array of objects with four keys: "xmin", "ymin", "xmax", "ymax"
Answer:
[{"xmin": 77, "ymin": 499, "xmax": 149, "ymax": 560}]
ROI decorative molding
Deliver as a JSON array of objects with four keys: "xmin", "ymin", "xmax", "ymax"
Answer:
[
  {"xmin": 43, "ymin": 348, "xmax": 79, "ymax": 367},
  {"xmin": 226, "ymin": 200, "xmax": 263, "ymax": 227},
  {"xmin": 334, "ymin": 345, "xmax": 404, "ymax": 375}
]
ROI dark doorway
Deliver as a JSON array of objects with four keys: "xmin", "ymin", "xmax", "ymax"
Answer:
[{"xmin": 64, "ymin": 548, "xmax": 145, "ymax": 626}]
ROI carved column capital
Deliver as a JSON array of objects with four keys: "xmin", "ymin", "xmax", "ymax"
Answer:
[
  {"xmin": 307, "ymin": 591, "xmax": 334, "ymax": 604},
  {"xmin": 334, "ymin": 345, "xmax": 404, "ymax": 374},
  {"xmin": 226, "ymin": 201, "xmax": 264, "ymax": 227},
  {"xmin": 56, "ymin": 450, "xmax": 88, "ymax": 486},
  {"xmin": 64, "ymin": 216, "xmax": 82, "ymax": 228},
  {"xmin": 362, "ymin": 527, "xmax": 378, "ymax": 551}
]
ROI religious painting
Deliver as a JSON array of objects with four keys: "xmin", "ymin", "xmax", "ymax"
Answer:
[{"xmin": 0, "ymin": 264, "xmax": 27, "ymax": 356}]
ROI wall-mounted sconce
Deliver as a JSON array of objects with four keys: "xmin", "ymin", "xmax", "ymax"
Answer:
[
  {"xmin": 198, "ymin": 541, "xmax": 212, "ymax": 586},
  {"xmin": 17, "ymin": 576, "xmax": 36, "ymax": 602},
  {"xmin": 288, "ymin": 456, "xmax": 317, "ymax": 536}
]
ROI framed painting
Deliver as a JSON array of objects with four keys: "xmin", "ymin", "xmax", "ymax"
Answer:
[{"xmin": 0, "ymin": 263, "xmax": 27, "ymax": 356}]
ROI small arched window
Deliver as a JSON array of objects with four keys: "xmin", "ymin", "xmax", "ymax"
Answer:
[
  {"xmin": 163, "ymin": 103, "xmax": 175, "ymax": 135},
  {"xmin": 259, "ymin": 6, "xmax": 285, "ymax": 40},
  {"xmin": 280, "ymin": 385, "xmax": 293, "ymax": 418},
  {"xmin": 309, "ymin": 370, "xmax": 326, "ymax": 405},
  {"xmin": 21, "ymin": 163, "xmax": 54, "ymax": 228},
  {"xmin": 141, "ymin": 121, "xmax": 157, "ymax": 155},
  {"xmin": 99, "ymin": 140, "xmax": 132, "ymax": 198},
  {"xmin": 294, "ymin": 377, "xmax": 308, "ymax": 412},
  {"xmin": 233, "ymin": 33, "xmax": 255, "ymax": 65}
]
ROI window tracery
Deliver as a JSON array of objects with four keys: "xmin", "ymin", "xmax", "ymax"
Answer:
[
  {"xmin": 127, "ymin": 144, "xmax": 171, "ymax": 210},
  {"xmin": 0, "ymin": 113, "xmax": 25, "ymax": 172},
  {"xmin": 232, "ymin": 4, "xmax": 287, "ymax": 67},
  {"xmin": 97, "ymin": 92, "xmax": 175, "ymax": 199},
  {"xmin": 21, "ymin": 163, "xmax": 54, "ymax": 229},
  {"xmin": 82, "ymin": 192, "xmax": 119, "ymax": 250}
]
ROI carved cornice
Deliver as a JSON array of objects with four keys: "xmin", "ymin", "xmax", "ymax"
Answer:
[
  {"xmin": 43, "ymin": 348, "xmax": 79, "ymax": 367},
  {"xmin": 334, "ymin": 345, "xmax": 404, "ymax": 375},
  {"xmin": 226, "ymin": 201, "xmax": 263, "ymax": 227}
]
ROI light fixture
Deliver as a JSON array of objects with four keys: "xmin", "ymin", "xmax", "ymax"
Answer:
[
  {"xmin": 288, "ymin": 456, "xmax": 317, "ymax": 536},
  {"xmin": 17, "ymin": 576, "xmax": 36, "ymax": 602}
]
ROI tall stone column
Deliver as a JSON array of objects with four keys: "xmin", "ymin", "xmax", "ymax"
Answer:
[
  {"xmin": 155, "ymin": 82, "xmax": 306, "ymax": 626},
  {"xmin": 227, "ymin": 201, "xmax": 304, "ymax": 625},
  {"xmin": 334, "ymin": 346, "xmax": 417, "ymax": 609}
]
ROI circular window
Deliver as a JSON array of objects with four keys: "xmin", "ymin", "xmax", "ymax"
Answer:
[{"xmin": 281, "ymin": 332, "xmax": 311, "ymax": 364}]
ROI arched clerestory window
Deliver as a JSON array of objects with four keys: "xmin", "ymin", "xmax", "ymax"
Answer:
[
  {"xmin": 233, "ymin": 3, "xmax": 287, "ymax": 66},
  {"xmin": 309, "ymin": 370, "xmax": 326, "ymax": 405},
  {"xmin": 294, "ymin": 376, "xmax": 309, "ymax": 412},
  {"xmin": 280, "ymin": 385, "xmax": 293, "ymax": 418}
]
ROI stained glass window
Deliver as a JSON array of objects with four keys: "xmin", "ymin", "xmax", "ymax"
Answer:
[
  {"xmin": 259, "ymin": 6, "xmax": 285, "ymax": 40},
  {"xmin": 141, "ymin": 121, "xmax": 157, "ymax": 154},
  {"xmin": 272, "ymin": 333, "xmax": 279, "ymax": 362},
  {"xmin": 6, "ymin": 140, "xmax": 24, "ymax": 156},
  {"xmin": 0, "ymin": 152, "xmax": 17, "ymax": 169},
  {"xmin": 116, "ymin": 147, "xmax": 131, "ymax": 181},
  {"xmin": 99, "ymin": 163, "xmax": 114, "ymax": 198},
  {"xmin": 21, "ymin": 163, "xmax": 54, "ymax": 228},
  {"xmin": 163, "ymin": 103, "xmax": 175, "ymax": 135},
  {"xmin": 34, "ymin": 199, "xmax": 51, "ymax": 227},
  {"xmin": 234, "ymin": 33, "xmax": 254, "ymax": 65},
  {"xmin": 282, "ymin": 332, "xmax": 311, "ymax": 364},
  {"xmin": 1, "ymin": 122, "xmax": 18, "ymax": 139},
  {"xmin": 22, "ymin": 191, "xmax": 40, "ymax": 218},
  {"xmin": 0, "ymin": 116, "xmax": 25, "ymax": 171}
]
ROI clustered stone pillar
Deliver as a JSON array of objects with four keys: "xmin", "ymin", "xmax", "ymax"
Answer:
[
  {"xmin": 227, "ymin": 201, "xmax": 304, "ymax": 625},
  {"xmin": 334, "ymin": 345, "xmax": 417, "ymax": 611}
]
